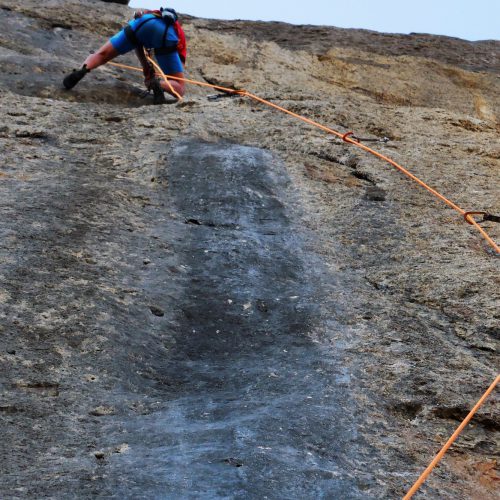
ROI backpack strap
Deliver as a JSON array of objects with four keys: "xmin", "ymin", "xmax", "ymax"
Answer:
[
  {"xmin": 154, "ymin": 44, "xmax": 178, "ymax": 56},
  {"xmin": 124, "ymin": 16, "xmax": 157, "ymax": 48},
  {"xmin": 124, "ymin": 25, "xmax": 140, "ymax": 47},
  {"xmin": 158, "ymin": 12, "xmax": 178, "ymax": 55},
  {"xmin": 161, "ymin": 23, "xmax": 169, "ymax": 48},
  {"xmin": 125, "ymin": 12, "xmax": 184, "ymax": 61}
]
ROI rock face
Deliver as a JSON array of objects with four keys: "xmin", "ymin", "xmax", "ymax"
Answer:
[
  {"xmin": 101, "ymin": 0, "xmax": 129, "ymax": 4},
  {"xmin": 0, "ymin": 1, "xmax": 499, "ymax": 498}
]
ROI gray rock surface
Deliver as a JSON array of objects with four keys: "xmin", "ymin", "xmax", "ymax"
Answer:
[
  {"xmin": 0, "ymin": 0, "xmax": 498, "ymax": 498},
  {"xmin": 101, "ymin": 0, "xmax": 129, "ymax": 5}
]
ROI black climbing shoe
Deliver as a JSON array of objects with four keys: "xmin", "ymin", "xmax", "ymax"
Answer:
[
  {"xmin": 149, "ymin": 78, "xmax": 167, "ymax": 105},
  {"xmin": 63, "ymin": 65, "xmax": 90, "ymax": 90}
]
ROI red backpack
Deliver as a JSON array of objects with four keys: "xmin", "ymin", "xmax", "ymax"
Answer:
[{"xmin": 148, "ymin": 8, "xmax": 187, "ymax": 64}]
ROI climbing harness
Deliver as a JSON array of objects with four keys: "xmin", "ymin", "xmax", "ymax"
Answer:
[
  {"xmin": 144, "ymin": 51, "xmax": 183, "ymax": 101},
  {"xmin": 106, "ymin": 61, "xmax": 499, "ymax": 255}
]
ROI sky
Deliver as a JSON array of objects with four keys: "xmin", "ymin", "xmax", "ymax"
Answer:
[{"xmin": 129, "ymin": 0, "xmax": 500, "ymax": 41}]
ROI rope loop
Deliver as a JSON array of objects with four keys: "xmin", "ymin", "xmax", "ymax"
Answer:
[
  {"xmin": 464, "ymin": 211, "xmax": 487, "ymax": 225},
  {"xmin": 342, "ymin": 131, "xmax": 356, "ymax": 142}
]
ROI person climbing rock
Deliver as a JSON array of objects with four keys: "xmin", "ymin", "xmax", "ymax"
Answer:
[{"xmin": 63, "ymin": 7, "xmax": 186, "ymax": 103}]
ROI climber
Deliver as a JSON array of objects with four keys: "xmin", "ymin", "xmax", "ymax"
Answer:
[{"xmin": 63, "ymin": 8, "xmax": 186, "ymax": 103}]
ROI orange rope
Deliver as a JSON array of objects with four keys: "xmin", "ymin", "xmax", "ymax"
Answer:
[
  {"xmin": 403, "ymin": 374, "xmax": 500, "ymax": 499},
  {"xmin": 109, "ymin": 61, "xmax": 244, "ymax": 95},
  {"xmin": 341, "ymin": 133, "xmax": 465, "ymax": 214},
  {"xmin": 107, "ymin": 60, "xmax": 499, "ymax": 495},
  {"xmin": 144, "ymin": 52, "xmax": 182, "ymax": 101},
  {"xmin": 106, "ymin": 61, "xmax": 499, "ymax": 254}
]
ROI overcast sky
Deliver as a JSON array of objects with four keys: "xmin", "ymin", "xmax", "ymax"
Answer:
[{"xmin": 129, "ymin": 0, "xmax": 499, "ymax": 41}]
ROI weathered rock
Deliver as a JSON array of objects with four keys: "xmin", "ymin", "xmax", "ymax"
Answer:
[
  {"xmin": 0, "ymin": 1, "xmax": 498, "ymax": 499},
  {"xmin": 101, "ymin": 0, "xmax": 129, "ymax": 4}
]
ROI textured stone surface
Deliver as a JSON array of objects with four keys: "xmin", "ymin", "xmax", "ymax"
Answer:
[
  {"xmin": 101, "ymin": 0, "xmax": 129, "ymax": 5},
  {"xmin": 0, "ymin": 0, "xmax": 498, "ymax": 498}
]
